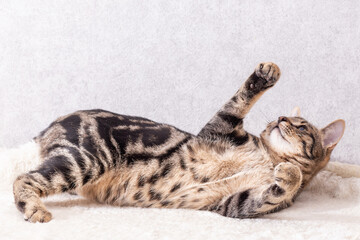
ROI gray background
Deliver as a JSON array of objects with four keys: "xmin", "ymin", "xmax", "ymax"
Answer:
[{"xmin": 0, "ymin": 0, "xmax": 359, "ymax": 164}]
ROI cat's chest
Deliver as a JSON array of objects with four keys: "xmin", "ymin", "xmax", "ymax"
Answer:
[{"xmin": 188, "ymin": 144, "xmax": 273, "ymax": 180}]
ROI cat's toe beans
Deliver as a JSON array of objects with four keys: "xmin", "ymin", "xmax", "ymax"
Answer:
[{"xmin": 255, "ymin": 62, "xmax": 281, "ymax": 83}]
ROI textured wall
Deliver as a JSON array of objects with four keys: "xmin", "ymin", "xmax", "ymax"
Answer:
[{"xmin": 0, "ymin": 0, "xmax": 359, "ymax": 164}]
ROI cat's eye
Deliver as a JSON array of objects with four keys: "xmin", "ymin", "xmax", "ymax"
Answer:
[{"xmin": 297, "ymin": 125, "xmax": 307, "ymax": 131}]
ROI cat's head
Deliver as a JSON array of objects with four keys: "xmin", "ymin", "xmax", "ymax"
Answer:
[{"xmin": 260, "ymin": 107, "xmax": 345, "ymax": 184}]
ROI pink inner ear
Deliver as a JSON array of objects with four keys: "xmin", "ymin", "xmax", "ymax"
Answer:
[{"xmin": 323, "ymin": 121, "xmax": 345, "ymax": 148}]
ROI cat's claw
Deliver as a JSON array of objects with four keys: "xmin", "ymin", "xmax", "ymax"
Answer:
[{"xmin": 255, "ymin": 62, "xmax": 281, "ymax": 85}]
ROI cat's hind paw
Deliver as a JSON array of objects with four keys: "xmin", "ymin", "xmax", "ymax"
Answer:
[{"xmin": 24, "ymin": 206, "xmax": 52, "ymax": 223}]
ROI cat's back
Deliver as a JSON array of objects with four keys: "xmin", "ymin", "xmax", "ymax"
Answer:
[{"xmin": 34, "ymin": 109, "xmax": 193, "ymax": 163}]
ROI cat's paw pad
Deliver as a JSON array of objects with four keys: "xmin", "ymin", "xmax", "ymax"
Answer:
[
  {"xmin": 255, "ymin": 62, "xmax": 281, "ymax": 86},
  {"xmin": 245, "ymin": 62, "xmax": 281, "ymax": 95},
  {"xmin": 24, "ymin": 207, "xmax": 52, "ymax": 223},
  {"xmin": 274, "ymin": 162, "xmax": 302, "ymax": 191}
]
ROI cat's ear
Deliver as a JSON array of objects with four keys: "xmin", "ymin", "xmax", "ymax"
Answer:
[
  {"xmin": 321, "ymin": 119, "xmax": 345, "ymax": 150},
  {"xmin": 290, "ymin": 107, "xmax": 301, "ymax": 117}
]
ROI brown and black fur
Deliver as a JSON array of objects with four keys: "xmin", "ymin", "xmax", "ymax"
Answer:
[{"xmin": 13, "ymin": 63, "xmax": 345, "ymax": 223}]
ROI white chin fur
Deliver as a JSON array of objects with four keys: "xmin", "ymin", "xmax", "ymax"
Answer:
[
  {"xmin": 269, "ymin": 128, "xmax": 294, "ymax": 153},
  {"xmin": 0, "ymin": 141, "xmax": 41, "ymax": 190}
]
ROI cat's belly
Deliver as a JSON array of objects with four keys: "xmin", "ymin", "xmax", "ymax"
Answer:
[
  {"xmin": 78, "ymin": 160, "xmax": 274, "ymax": 210},
  {"xmin": 77, "ymin": 162, "xmax": 202, "ymax": 209}
]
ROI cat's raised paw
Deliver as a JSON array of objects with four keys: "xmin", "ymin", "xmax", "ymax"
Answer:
[
  {"xmin": 255, "ymin": 62, "xmax": 281, "ymax": 84},
  {"xmin": 24, "ymin": 207, "xmax": 52, "ymax": 223},
  {"xmin": 245, "ymin": 62, "xmax": 281, "ymax": 96}
]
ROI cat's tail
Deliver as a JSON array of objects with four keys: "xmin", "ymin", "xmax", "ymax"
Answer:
[
  {"xmin": 0, "ymin": 141, "xmax": 42, "ymax": 190},
  {"xmin": 325, "ymin": 161, "xmax": 360, "ymax": 178}
]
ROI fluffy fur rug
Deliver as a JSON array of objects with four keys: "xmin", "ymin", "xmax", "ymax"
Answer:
[{"xmin": 1, "ymin": 142, "xmax": 360, "ymax": 239}]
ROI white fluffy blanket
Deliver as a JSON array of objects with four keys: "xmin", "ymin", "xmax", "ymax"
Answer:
[{"xmin": 1, "ymin": 143, "xmax": 360, "ymax": 240}]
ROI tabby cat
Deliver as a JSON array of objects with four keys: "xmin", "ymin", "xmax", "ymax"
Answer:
[{"xmin": 13, "ymin": 62, "xmax": 345, "ymax": 223}]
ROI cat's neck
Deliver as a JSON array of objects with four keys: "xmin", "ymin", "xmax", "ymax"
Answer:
[{"xmin": 258, "ymin": 135, "xmax": 285, "ymax": 166}]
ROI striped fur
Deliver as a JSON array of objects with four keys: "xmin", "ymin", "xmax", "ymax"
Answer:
[{"xmin": 13, "ymin": 62, "xmax": 345, "ymax": 223}]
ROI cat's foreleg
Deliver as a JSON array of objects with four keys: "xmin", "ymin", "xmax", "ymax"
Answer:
[
  {"xmin": 198, "ymin": 62, "xmax": 281, "ymax": 140},
  {"xmin": 210, "ymin": 162, "xmax": 302, "ymax": 218}
]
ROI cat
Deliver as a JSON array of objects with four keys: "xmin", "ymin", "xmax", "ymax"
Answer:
[{"xmin": 13, "ymin": 62, "xmax": 345, "ymax": 223}]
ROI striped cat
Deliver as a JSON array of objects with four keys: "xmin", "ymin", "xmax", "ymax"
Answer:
[{"xmin": 13, "ymin": 62, "xmax": 345, "ymax": 223}]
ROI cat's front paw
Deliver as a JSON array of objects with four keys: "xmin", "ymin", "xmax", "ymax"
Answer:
[
  {"xmin": 245, "ymin": 62, "xmax": 281, "ymax": 96},
  {"xmin": 255, "ymin": 62, "xmax": 281, "ymax": 85},
  {"xmin": 274, "ymin": 162, "xmax": 302, "ymax": 192}
]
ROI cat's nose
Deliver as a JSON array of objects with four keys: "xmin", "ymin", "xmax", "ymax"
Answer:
[{"xmin": 278, "ymin": 116, "xmax": 288, "ymax": 123}]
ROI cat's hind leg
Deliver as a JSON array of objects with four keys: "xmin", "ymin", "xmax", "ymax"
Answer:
[
  {"xmin": 13, "ymin": 172, "xmax": 53, "ymax": 223},
  {"xmin": 13, "ymin": 146, "xmax": 104, "ymax": 223}
]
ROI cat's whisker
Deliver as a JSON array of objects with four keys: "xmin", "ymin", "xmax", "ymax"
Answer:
[{"xmin": 259, "ymin": 109, "xmax": 271, "ymax": 124}]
